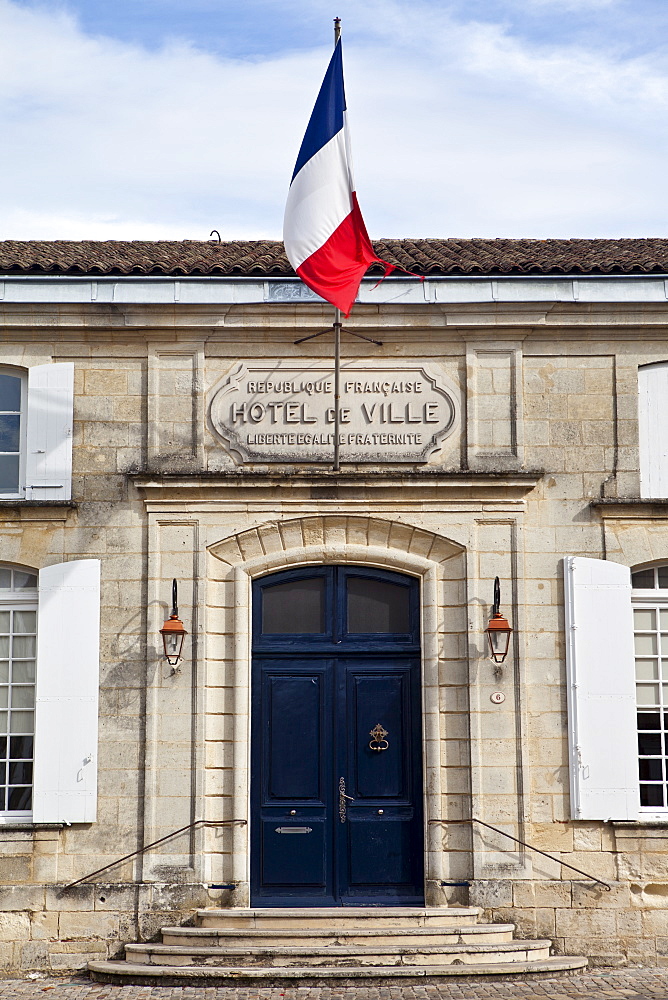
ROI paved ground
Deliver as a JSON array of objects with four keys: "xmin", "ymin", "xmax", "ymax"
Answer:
[{"xmin": 1, "ymin": 970, "xmax": 668, "ymax": 1000}]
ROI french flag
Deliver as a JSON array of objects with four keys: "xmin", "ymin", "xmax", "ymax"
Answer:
[{"xmin": 283, "ymin": 38, "xmax": 393, "ymax": 317}]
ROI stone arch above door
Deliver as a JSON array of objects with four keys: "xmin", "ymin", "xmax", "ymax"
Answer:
[{"xmin": 208, "ymin": 514, "xmax": 464, "ymax": 572}]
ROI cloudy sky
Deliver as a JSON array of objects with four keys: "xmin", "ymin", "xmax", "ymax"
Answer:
[{"xmin": 1, "ymin": 0, "xmax": 667, "ymax": 241}]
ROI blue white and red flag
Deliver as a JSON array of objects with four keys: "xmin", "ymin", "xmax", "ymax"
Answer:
[{"xmin": 283, "ymin": 39, "xmax": 393, "ymax": 317}]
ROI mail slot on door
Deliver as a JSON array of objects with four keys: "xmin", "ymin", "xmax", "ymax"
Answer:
[{"xmin": 274, "ymin": 826, "xmax": 313, "ymax": 834}]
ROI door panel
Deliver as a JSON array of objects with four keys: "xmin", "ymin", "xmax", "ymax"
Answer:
[
  {"xmin": 348, "ymin": 816, "xmax": 413, "ymax": 885},
  {"xmin": 266, "ymin": 674, "xmax": 322, "ymax": 800},
  {"xmin": 261, "ymin": 820, "xmax": 327, "ymax": 886},
  {"xmin": 251, "ymin": 567, "xmax": 423, "ymax": 906},
  {"xmin": 349, "ymin": 672, "xmax": 407, "ymax": 799}
]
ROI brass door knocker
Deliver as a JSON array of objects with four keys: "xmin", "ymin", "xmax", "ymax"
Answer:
[{"xmin": 369, "ymin": 723, "xmax": 389, "ymax": 752}]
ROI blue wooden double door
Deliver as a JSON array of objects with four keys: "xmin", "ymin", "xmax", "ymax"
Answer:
[{"xmin": 251, "ymin": 566, "xmax": 424, "ymax": 906}]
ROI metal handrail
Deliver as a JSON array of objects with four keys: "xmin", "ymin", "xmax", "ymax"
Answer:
[
  {"xmin": 62, "ymin": 818, "xmax": 247, "ymax": 891},
  {"xmin": 64, "ymin": 813, "xmax": 610, "ymax": 893},
  {"xmin": 429, "ymin": 816, "xmax": 611, "ymax": 891}
]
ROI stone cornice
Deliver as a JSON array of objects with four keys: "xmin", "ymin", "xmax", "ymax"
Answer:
[
  {"xmin": 130, "ymin": 469, "xmax": 543, "ymax": 507},
  {"xmin": 591, "ymin": 498, "xmax": 668, "ymax": 518}
]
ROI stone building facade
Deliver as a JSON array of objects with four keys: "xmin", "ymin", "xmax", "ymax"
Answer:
[{"xmin": 0, "ymin": 238, "xmax": 668, "ymax": 971}]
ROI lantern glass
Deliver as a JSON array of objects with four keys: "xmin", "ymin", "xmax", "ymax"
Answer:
[
  {"xmin": 160, "ymin": 616, "xmax": 187, "ymax": 666},
  {"xmin": 487, "ymin": 624, "xmax": 512, "ymax": 663},
  {"xmin": 163, "ymin": 631, "xmax": 184, "ymax": 664}
]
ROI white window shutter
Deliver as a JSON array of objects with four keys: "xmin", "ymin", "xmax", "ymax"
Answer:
[
  {"xmin": 25, "ymin": 362, "xmax": 74, "ymax": 501},
  {"xmin": 638, "ymin": 362, "xmax": 668, "ymax": 498},
  {"xmin": 564, "ymin": 556, "xmax": 639, "ymax": 820},
  {"xmin": 33, "ymin": 559, "xmax": 101, "ymax": 823}
]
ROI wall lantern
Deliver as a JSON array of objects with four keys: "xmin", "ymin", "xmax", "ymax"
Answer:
[
  {"xmin": 485, "ymin": 576, "xmax": 513, "ymax": 664},
  {"xmin": 160, "ymin": 579, "xmax": 188, "ymax": 666}
]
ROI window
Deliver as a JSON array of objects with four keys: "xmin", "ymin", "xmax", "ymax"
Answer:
[
  {"xmin": 0, "ymin": 371, "xmax": 25, "ymax": 498},
  {"xmin": 0, "ymin": 363, "xmax": 74, "ymax": 501},
  {"xmin": 0, "ymin": 559, "xmax": 100, "ymax": 824},
  {"xmin": 0, "ymin": 566, "xmax": 37, "ymax": 813},
  {"xmin": 632, "ymin": 565, "xmax": 668, "ymax": 809}
]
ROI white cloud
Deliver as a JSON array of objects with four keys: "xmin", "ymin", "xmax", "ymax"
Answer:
[
  {"xmin": 0, "ymin": 0, "xmax": 666, "ymax": 240},
  {"xmin": 520, "ymin": 0, "xmax": 619, "ymax": 8}
]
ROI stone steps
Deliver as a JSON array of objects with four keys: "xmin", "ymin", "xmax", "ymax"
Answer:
[
  {"xmin": 124, "ymin": 938, "xmax": 553, "ymax": 967},
  {"xmin": 194, "ymin": 906, "xmax": 485, "ymax": 929},
  {"xmin": 88, "ymin": 957, "xmax": 590, "ymax": 986},
  {"xmin": 87, "ymin": 906, "xmax": 588, "ymax": 985},
  {"xmin": 161, "ymin": 923, "xmax": 517, "ymax": 947}
]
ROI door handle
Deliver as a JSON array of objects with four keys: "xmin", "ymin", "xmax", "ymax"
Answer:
[{"xmin": 338, "ymin": 776, "xmax": 354, "ymax": 823}]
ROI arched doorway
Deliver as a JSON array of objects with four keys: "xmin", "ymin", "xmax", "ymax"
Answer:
[{"xmin": 250, "ymin": 565, "xmax": 424, "ymax": 906}]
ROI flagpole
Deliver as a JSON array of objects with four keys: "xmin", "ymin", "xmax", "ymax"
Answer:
[
  {"xmin": 333, "ymin": 307, "xmax": 341, "ymax": 471},
  {"xmin": 332, "ymin": 17, "xmax": 342, "ymax": 473}
]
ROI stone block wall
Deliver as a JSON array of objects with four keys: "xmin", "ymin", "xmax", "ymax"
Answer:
[
  {"xmin": 470, "ymin": 822, "xmax": 668, "ymax": 966},
  {"xmin": 0, "ymin": 302, "xmax": 668, "ymax": 970},
  {"xmin": 0, "ymin": 881, "xmax": 209, "ymax": 973}
]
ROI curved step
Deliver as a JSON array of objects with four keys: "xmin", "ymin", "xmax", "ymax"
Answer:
[
  {"xmin": 89, "ymin": 956, "xmax": 589, "ymax": 986},
  {"xmin": 196, "ymin": 906, "xmax": 483, "ymax": 929},
  {"xmin": 161, "ymin": 923, "xmax": 517, "ymax": 948},
  {"xmin": 125, "ymin": 939, "xmax": 552, "ymax": 968}
]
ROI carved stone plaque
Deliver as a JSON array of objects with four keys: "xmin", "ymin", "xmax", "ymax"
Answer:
[{"xmin": 209, "ymin": 361, "xmax": 459, "ymax": 464}]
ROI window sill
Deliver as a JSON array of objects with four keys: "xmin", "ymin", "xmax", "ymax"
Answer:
[
  {"xmin": 612, "ymin": 817, "xmax": 668, "ymax": 827},
  {"xmin": 0, "ymin": 821, "xmax": 66, "ymax": 830},
  {"xmin": 0, "ymin": 500, "xmax": 76, "ymax": 507}
]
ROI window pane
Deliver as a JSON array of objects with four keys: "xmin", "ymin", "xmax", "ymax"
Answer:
[
  {"xmin": 0, "ymin": 455, "xmax": 19, "ymax": 493},
  {"xmin": 639, "ymin": 732, "xmax": 662, "ymax": 755},
  {"xmin": 0, "ymin": 612, "xmax": 8, "ymax": 632},
  {"xmin": 0, "ymin": 689, "xmax": 7, "ymax": 709},
  {"xmin": 10, "ymin": 736, "xmax": 33, "ymax": 759},
  {"xmin": 0, "ymin": 374, "xmax": 21, "ymax": 411},
  {"xmin": 636, "ymin": 660, "xmax": 659, "ymax": 680},
  {"xmin": 13, "ymin": 572, "xmax": 37, "ymax": 590},
  {"xmin": 0, "ymin": 570, "xmax": 9, "ymax": 590},
  {"xmin": 638, "ymin": 711, "xmax": 661, "ymax": 730},
  {"xmin": 7, "ymin": 786, "xmax": 31, "ymax": 810},
  {"xmin": 13, "ymin": 611, "xmax": 36, "ymax": 634},
  {"xmin": 637, "ymin": 684, "xmax": 660, "ymax": 706},
  {"xmin": 0, "ymin": 414, "xmax": 20, "ymax": 452},
  {"xmin": 8, "ymin": 761, "xmax": 32, "ymax": 784},
  {"xmin": 0, "ymin": 712, "xmax": 7, "ymax": 733},
  {"xmin": 632, "ymin": 569, "xmax": 655, "ymax": 588},
  {"xmin": 11, "ymin": 662, "xmax": 34, "ymax": 684},
  {"xmin": 0, "ymin": 736, "xmax": 6, "ymax": 758},
  {"xmin": 0, "ymin": 638, "xmax": 7, "ymax": 659},
  {"xmin": 640, "ymin": 784, "xmax": 665, "ymax": 807},
  {"xmin": 635, "ymin": 634, "xmax": 657, "ymax": 655},
  {"xmin": 10, "ymin": 688, "xmax": 34, "ymax": 709},
  {"xmin": 658, "ymin": 567, "xmax": 668, "ymax": 589},
  {"xmin": 639, "ymin": 759, "xmax": 663, "ymax": 781},
  {"xmin": 347, "ymin": 577, "xmax": 410, "ymax": 633},
  {"xmin": 634, "ymin": 608, "xmax": 656, "ymax": 630},
  {"xmin": 12, "ymin": 636, "xmax": 35, "ymax": 658},
  {"xmin": 10, "ymin": 711, "xmax": 33, "ymax": 734},
  {"xmin": 261, "ymin": 578, "xmax": 325, "ymax": 634}
]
